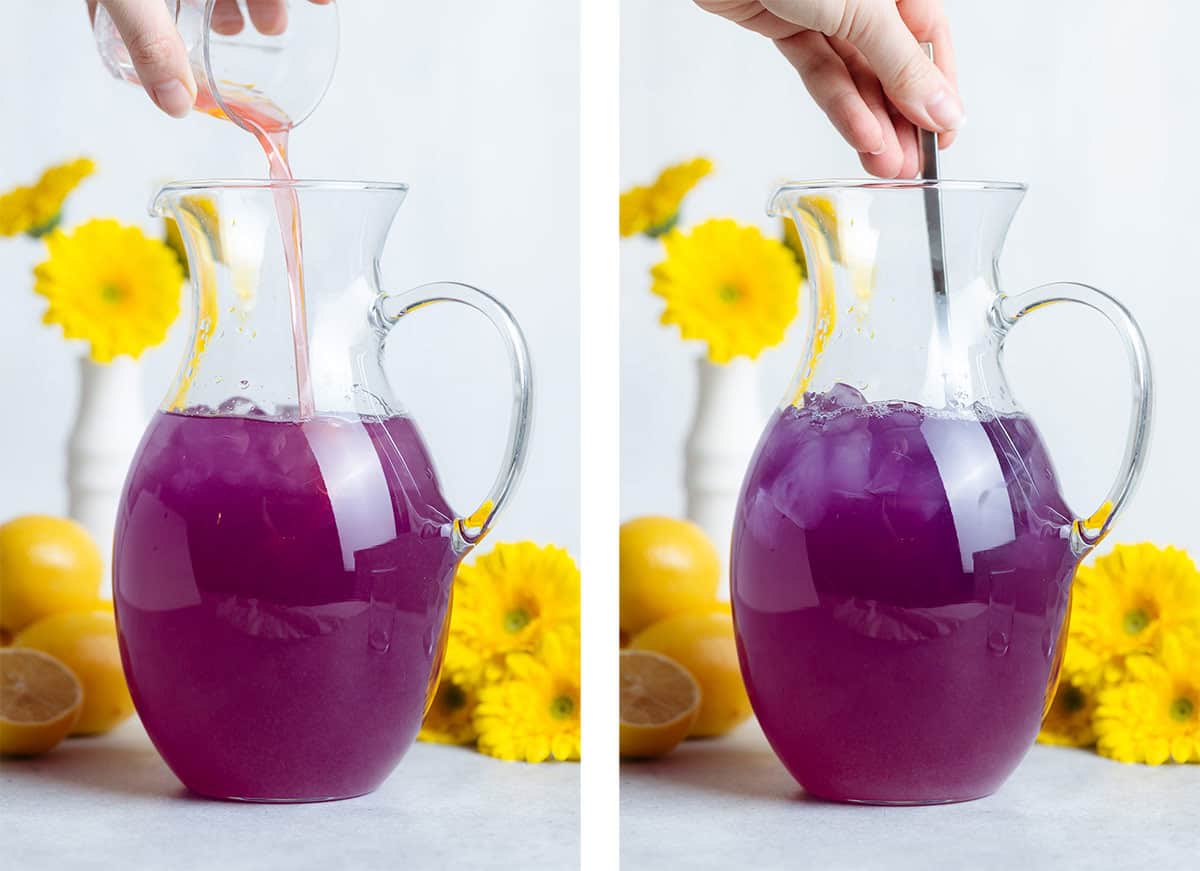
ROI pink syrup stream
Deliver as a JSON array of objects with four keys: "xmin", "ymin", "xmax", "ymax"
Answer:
[{"xmin": 197, "ymin": 88, "xmax": 315, "ymax": 419}]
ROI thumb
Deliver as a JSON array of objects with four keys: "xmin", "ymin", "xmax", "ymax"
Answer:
[
  {"xmin": 100, "ymin": 0, "xmax": 196, "ymax": 118},
  {"xmin": 844, "ymin": 0, "xmax": 963, "ymax": 133}
]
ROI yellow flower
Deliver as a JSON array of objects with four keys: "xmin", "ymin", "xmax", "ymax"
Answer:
[
  {"xmin": 780, "ymin": 195, "xmax": 840, "ymax": 280},
  {"xmin": 444, "ymin": 542, "xmax": 581, "ymax": 685},
  {"xmin": 1065, "ymin": 544, "xmax": 1200, "ymax": 689},
  {"xmin": 1038, "ymin": 679, "xmax": 1097, "ymax": 748},
  {"xmin": 34, "ymin": 219, "xmax": 184, "ymax": 363},
  {"xmin": 0, "ymin": 158, "xmax": 95, "ymax": 238},
  {"xmin": 418, "ymin": 674, "xmax": 479, "ymax": 746},
  {"xmin": 651, "ymin": 218, "xmax": 801, "ymax": 364},
  {"xmin": 163, "ymin": 194, "xmax": 222, "ymax": 280},
  {"xmin": 1094, "ymin": 635, "xmax": 1200, "ymax": 764},
  {"xmin": 164, "ymin": 216, "xmax": 188, "ymax": 272},
  {"xmin": 165, "ymin": 195, "xmax": 223, "ymax": 409},
  {"xmin": 620, "ymin": 157, "xmax": 713, "ymax": 238},
  {"xmin": 474, "ymin": 631, "xmax": 581, "ymax": 763}
]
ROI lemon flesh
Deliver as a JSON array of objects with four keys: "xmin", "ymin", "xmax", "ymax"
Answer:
[
  {"xmin": 0, "ymin": 648, "xmax": 83, "ymax": 756},
  {"xmin": 620, "ymin": 650, "xmax": 701, "ymax": 759}
]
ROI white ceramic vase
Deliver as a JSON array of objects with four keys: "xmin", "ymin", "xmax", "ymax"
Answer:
[
  {"xmin": 684, "ymin": 357, "xmax": 763, "ymax": 598},
  {"xmin": 67, "ymin": 356, "xmax": 146, "ymax": 597}
]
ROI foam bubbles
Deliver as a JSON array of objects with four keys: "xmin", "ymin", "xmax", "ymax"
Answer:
[{"xmin": 800, "ymin": 385, "xmax": 1005, "ymax": 425}]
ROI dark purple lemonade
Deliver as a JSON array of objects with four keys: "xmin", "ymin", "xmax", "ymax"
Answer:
[
  {"xmin": 731, "ymin": 384, "xmax": 1077, "ymax": 803},
  {"xmin": 113, "ymin": 410, "xmax": 459, "ymax": 801}
]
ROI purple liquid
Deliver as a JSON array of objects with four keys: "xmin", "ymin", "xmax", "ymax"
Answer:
[
  {"xmin": 113, "ymin": 410, "xmax": 459, "ymax": 801},
  {"xmin": 731, "ymin": 385, "xmax": 1077, "ymax": 804}
]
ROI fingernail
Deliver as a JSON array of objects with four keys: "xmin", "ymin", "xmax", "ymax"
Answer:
[
  {"xmin": 151, "ymin": 79, "xmax": 193, "ymax": 118},
  {"xmin": 868, "ymin": 140, "xmax": 887, "ymax": 156},
  {"xmin": 925, "ymin": 90, "xmax": 964, "ymax": 131}
]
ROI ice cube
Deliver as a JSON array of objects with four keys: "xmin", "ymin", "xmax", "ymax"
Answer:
[
  {"xmin": 770, "ymin": 436, "xmax": 828, "ymax": 529},
  {"xmin": 805, "ymin": 382, "xmax": 867, "ymax": 414},
  {"xmin": 217, "ymin": 396, "xmax": 266, "ymax": 417},
  {"xmin": 865, "ymin": 430, "xmax": 912, "ymax": 496},
  {"xmin": 826, "ymin": 426, "xmax": 871, "ymax": 494}
]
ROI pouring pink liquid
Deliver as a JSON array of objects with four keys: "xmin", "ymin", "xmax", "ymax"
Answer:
[{"xmin": 195, "ymin": 88, "xmax": 315, "ymax": 418}]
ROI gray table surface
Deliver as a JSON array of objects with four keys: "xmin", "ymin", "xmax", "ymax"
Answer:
[
  {"xmin": 621, "ymin": 720, "xmax": 1198, "ymax": 871},
  {"xmin": 2, "ymin": 718, "xmax": 579, "ymax": 870}
]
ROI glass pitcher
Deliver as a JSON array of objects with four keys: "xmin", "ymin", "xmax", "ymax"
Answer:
[
  {"xmin": 113, "ymin": 180, "xmax": 532, "ymax": 802},
  {"xmin": 732, "ymin": 179, "xmax": 1152, "ymax": 805}
]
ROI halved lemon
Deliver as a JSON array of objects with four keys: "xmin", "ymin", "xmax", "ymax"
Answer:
[
  {"xmin": 631, "ymin": 610, "xmax": 752, "ymax": 737},
  {"xmin": 0, "ymin": 648, "xmax": 83, "ymax": 756},
  {"xmin": 14, "ymin": 610, "xmax": 134, "ymax": 736},
  {"xmin": 620, "ymin": 649, "xmax": 701, "ymax": 759}
]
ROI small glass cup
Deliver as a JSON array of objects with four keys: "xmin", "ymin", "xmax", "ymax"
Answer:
[{"xmin": 94, "ymin": 0, "xmax": 339, "ymax": 132}]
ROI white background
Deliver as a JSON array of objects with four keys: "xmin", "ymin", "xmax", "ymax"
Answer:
[
  {"xmin": 622, "ymin": 0, "xmax": 1199, "ymax": 555},
  {"xmin": 0, "ymin": 1, "xmax": 580, "ymax": 554}
]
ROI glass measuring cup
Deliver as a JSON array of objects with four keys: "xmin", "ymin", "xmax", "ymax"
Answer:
[{"xmin": 94, "ymin": 0, "xmax": 339, "ymax": 131}]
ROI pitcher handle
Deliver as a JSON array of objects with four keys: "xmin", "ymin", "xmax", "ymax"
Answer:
[
  {"xmin": 376, "ymin": 281, "xmax": 533, "ymax": 551},
  {"xmin": 996, "ymin": 281, "xmax": 1153, "ymax": 552}
]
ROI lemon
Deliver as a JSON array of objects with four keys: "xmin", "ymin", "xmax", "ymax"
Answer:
[
  {"xmin": 631, "ymin": 610, "xmax": 752, "ymax": 738},
  {"xmin": 620, "ymin": 649, "xmax": 700, "ymax": 759},
  {"xmin": 620, "ymin": 516, "xmax": 720, "ymax": 639},
  {"xmin": 0, "ymin": 515, "xmax": 102, "ymax": 634},
  {"xmin": 14, "ymin": 610, "xmax": 134, "ymax": 735},
  {"xmin": 0, "ymin": 647, "xmax": 83, "ymax": 755}
]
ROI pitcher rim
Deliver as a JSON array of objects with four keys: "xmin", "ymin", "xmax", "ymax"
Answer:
[
  {"xmin": 155, "ymin": 178, "xmax": 409, "ymax": 194},
  {"xmin": 769, "ymin": 177, "xmax": 1025, "ymax": 213},
  {"xmin": 150, "ymin": 179, "xmax": 409, "ymax": 215},
  {"xmin": 774, "ymin": 178, "xmax": 1025, "ymax": 193}
]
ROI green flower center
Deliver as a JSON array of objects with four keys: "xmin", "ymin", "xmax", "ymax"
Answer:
[
  {"xmin": 504, "ymin": 608, "xmax": 532, "ymax": 634},
  {"xmin": 718, "ymin": 284, "xmax": 740, "ymax": 304},
  {"xmin": 549, "ymin": 695, "xmax": 575, "ymax": 720},
  {"xmin": 1169, "ymin": 697, "xmax": 1195, "ymax": 723},
  {"xmin": 443, "ymin": 683, "xmax": 467, "ymax": 711},
  {"xmin": 1122, "ymin": 608, "xmax": 1150, "ymax": 635},
  {"xmin": 101, "ymin": 284, "xmax": 124, "ymax": 304},
  {"xmin": 1062, "ymin": 685, "xmax": 1087, "ymax": 714}
]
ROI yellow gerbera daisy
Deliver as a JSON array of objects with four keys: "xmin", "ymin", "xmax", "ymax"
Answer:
[
  {"xmin": 0, "ymin": 158, "xmax": 96, "ymax": 238},
  {"xmin": 651, "ymin": 218, "xmax": 801, "ymax": 364},
  {"xmin": 444, "ymin": 542, "xmax": 581, "ymax": 685},
  {"xmin": 620, "ymin": 157, "xmax": 713, "ymax": 238},
  {"xmin": 1094, "ymin": 635, "xmax": 1200, "ymax": 764},
  {"xmin": 34, "ymin": 218, "xmax": 184, "ymax": 363},
  {"xmin": 1038, "ymin": 679, "xmax": 1098, "ymax": 748},
  {"xmin": 780, "ymin": 195, "xmax": 841, "ymax": 281},
  {"xmin": 1065, "ymin": 544, "xmax": 1200, "ymax": 689},
  {"xmin": 418, "ymin": 674, "xmax": 479, "ymax": 746},
  {"xmin": 474, "ymin": 631, "xmax": 581, "ymax": 763},
  {"xmin": 163, "ymin": 194, "xmax": 223, "ymax": 279}
]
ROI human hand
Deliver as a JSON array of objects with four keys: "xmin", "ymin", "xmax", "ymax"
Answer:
[
  {"xmin": 87, "ymin": 0, "xmax": 333, "ymax": 119},
  {"xmin": 695, "ymin": 0, "xmax": 962, "ymax": 178}
]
